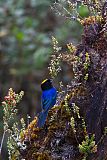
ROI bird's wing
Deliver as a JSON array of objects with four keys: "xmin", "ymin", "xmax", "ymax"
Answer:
[
  {"xmin": 41, "ymin": 88, "xmax": 57, "ymax": 111},
  {"xmin": 42, "ymin": 94, "xmax": 51, "ymax": 111},
  {"xmin": 42, "ymin": 97, "xmax": 51, "ymax": 110}
]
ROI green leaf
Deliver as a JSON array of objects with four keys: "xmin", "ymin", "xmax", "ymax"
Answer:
[
  {"xmin": 78, "ymin": 5, "xmax": 89, "ymax": 17},
  {"xmin": 12, "ymin": 27, "xmax": 24, "ymax": 41}
]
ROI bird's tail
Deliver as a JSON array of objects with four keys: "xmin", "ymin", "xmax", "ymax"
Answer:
[{"xmin": 37, "ymin": 110, "xmax": 48, "ymax": 128}]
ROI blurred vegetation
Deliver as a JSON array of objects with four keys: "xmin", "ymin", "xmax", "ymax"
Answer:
[
  {"xmin": 0, "ymin": 0, "xmax": 87, "ymax": 159},
  {"xmin": 0, "ymin": 0, "xmax": 84, "ymax": 116}
]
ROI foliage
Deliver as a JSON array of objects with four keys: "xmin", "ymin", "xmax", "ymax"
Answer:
[
  {"xmin": 2, "ymin": 88, "xmax": 24, "ymax": 131},
  {"xmin": 50, "ymin": 0, "xmax": 107, "ymax": 87},
  {"xmin": 79, "ymin": 134, "xmax": 97, "ymax": 160},
  {"xmin": 22, "ymin": 117, "xmax": 39, "ymax": 142},
  {"xmin": 48, "ymin": 37, "xmax": 62, "ymax": 79},
  {"xmin": 0, "ymin": 0, "xmax": 52, "ymax": 72},
  {"xmin": 0, "ymin": 0, "xmax": 82, "ymax": 74},
  {"xmin": 7, "ymin": 121, "xmax": 26, "ymax": 160},
  {"xmin": 0, "ymin": 88, "xmax": 25, "ymax": 159}
]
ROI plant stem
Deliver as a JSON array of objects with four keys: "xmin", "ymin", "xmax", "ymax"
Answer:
[{"xmin": 0, "ymin": 130, "xmax": 6, "ymax": 155}]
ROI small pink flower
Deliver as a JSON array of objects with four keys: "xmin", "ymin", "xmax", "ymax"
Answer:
[{"xmin": 4, "ymin": 96, "xmax": 10, "ymax": 101}]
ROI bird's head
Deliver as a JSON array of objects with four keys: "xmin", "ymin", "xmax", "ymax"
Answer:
[{"xmin": 41, "ymin": 79, "xmax": 53, "ymax": 91}]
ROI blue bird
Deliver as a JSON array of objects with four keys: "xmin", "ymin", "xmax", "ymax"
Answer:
[{"xmin": 37, "ymin": 79, "xmax": 57, "ymax": 128}]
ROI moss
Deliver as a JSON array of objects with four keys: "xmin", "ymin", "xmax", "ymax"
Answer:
[{"xmin": 32, "ymin": 152, "xmax": 51, "ymax": 160}]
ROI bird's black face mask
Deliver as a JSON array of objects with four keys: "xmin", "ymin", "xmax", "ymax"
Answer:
[{"xmin": 41, "ymin": 79, "xmax": 53, "ymax": 91}]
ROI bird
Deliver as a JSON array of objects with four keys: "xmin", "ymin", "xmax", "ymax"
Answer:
[{"xmin": 37, "ymin": 79, "xmax": 57, "ymax": 128}]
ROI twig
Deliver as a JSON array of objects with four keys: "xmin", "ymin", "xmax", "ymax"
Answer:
[{"xmin": 0, "ymin": 130, "xmax": 6, "ymax": 155}]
